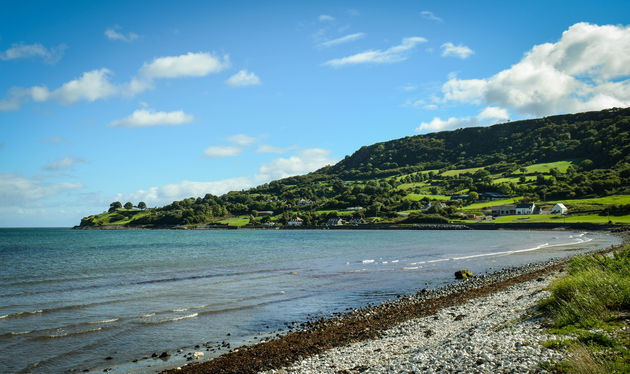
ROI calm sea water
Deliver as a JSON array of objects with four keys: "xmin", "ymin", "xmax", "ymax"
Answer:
[{"xmin": 0, "ymin": 228, "xmax": 621, "ymax": 373}]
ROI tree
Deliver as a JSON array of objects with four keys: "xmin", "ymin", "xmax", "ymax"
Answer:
[
  {"xmin": 138, "ymin": 202, "xmax": 147, "ymax": 210},
  {"xmin": 124, "ymin": 202, "xmax": 133, "ymax": 209},
  {"xmin": 467, "ymin": 191, "xmax": 479, "ymax": 204},
  {"xmin": 109, "ymin": 201, "xmax": 122, "ymax": 212}
]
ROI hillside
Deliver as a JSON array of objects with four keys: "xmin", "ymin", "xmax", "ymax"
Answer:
[{"xmin": 78, "ymin": 107, "xmax": 630, "ymax": 228}]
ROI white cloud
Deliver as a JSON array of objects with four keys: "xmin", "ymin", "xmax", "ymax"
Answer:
[
  {"xmin": 51, "ymin": 69, "xmax": 118, "ymax": 105},
  {"xmin": 318, "ymin": 14, "xmax": 335, "ymax": 22},
  {"xmin": 43, "ymin": 156, "xmax": 85, "ymax": 171},
  {"xmin": 204, "ymin": 145, "xmax": 243, "ymax": 158},
  {"xmin": 0, "ymin": 51, "xmax": 230, "ymax": 111},
  {"xmin": 0, "ymin": 42, "xmax": 66, "ymax": 64},
  {"xmin": 440, "ymin": 22, "xmax": 630, "ymax": 117},
  {"xmin": 416, "ymin": 106, "xmax": 509, "ymax": 133},
  {"xmin": 318, "ymin": 32, "xmax": 365, "ymax": 48},
  {"xmin": 43, "ymin": 136, "xmax": 71, "ymax": 144},
  {"xmin": 256, "ymin": 148, "xmax": 336, "ymax": 181},
  {"xmin": 420, "ymin": 11, "xmax": 442, "ymax": 22},
  {"xmin": 441, "ymin": 42, "xmax": 474, "ymax": 59},
  {"xmin": 324, "ymin": 37, "xmax": 427, "ymax": 67},
  {"xmin": 141, "ymin": 52, "xmax": 230, "ymax": 79},
  {"xmin": 256, "ymin": 145, "xmax": 291, "ymax": 154},
  {"xmin": 105, "ymin": 26, "xmax": 139, "ymax": 42},
  {"xmin": 0, "ymin": 173, "xmax": 82, "ymax": 207},
  {"xmin": 115, "ymin": 178, "xmax": 253, "ymax": 207},
  {"xmin": 226, "ymin": 70, "xmax": 261, "ymax": 87},
  {"xmin": 108, "ymin": 109, "xmax": 194, "ymax": 128},
  {"xmin": 227, "ymin": 134, "xmax": 256, "ymax": 146}
]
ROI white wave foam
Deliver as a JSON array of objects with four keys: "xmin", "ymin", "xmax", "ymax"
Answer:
[
  {"xmin": 391, "ymin": 260, "xmax": 399, "ymax": 263},
  {"xmin": 402, "ymin": 266, "xmax": 419, "ymax": 271},
  {"xmin": 150, "ymin": 313, "xmax": 198, "ymax": 324},
  {"xmin": 362, "ymin": 259, "xmax": 375, "ymax": 264},
  {"xmin": 141, "ymin": 313, "xmax": 155, "ymax": 318},
  {"xmin": 46, "ymin": 327, "xmax": 102, "ymax": 338},
  {"xmin": 87, "ymin": 318, "xmax": 119, "ymax": 324}
]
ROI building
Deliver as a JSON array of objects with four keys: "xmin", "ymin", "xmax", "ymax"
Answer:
[
  {"xmin": 515, "ymin": 203, "xmax": 536, "ymax": 215},
  {"xmin": 348, "ymin": 218, "xmax": 364, "ymax": 225},
  {"xmin": 287, "ymin": 217, "xmax": 303, "ymax": 226},
  {"xmin": 491, "ymin": 205, "xmax": 516, "ymax": 217},
  {"xmin": 551, "ymin": 203, "xmax": 568, "ymax": 215},
  {"xmin": 450, "ymin": 195, "xmax": 468, "ymax": 201},
  {"xmin": 326, "ymin": 218, "xmax": 344, "ymax": 226},
  {"xmin": 256, "ymin": 210, "xmax": 274, "ymax": 217}
]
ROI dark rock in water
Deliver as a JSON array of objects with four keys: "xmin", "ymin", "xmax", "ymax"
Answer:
[
  {"xmin": 454, "ymin": 314, "xmax": 466, "ymax": 321},
  {"xmin": 132, "ymin": 359, "xmax": 138, "ymax": 363},
  {"xmin": 159, "ymin": 351, "xmax": 170, "ymax": 359},
  {"xmin": 105, "ymin": 356, "xmax": 113, "ymax": 360},
  {"xmin": 151, "ymin": 352, "xmax": 158, "ymax": 358},
  {"xmin": 194, "ymin": 345, "xmax": 200, "ymax": 349},
  {"xmin": 454, "ymin": 269, "xmax": 473, "ymax": 279}
]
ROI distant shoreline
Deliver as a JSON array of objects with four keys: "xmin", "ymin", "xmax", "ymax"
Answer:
[{"xmin": 73, "ymin": 222, "xmax": 627, "ymax": 232}]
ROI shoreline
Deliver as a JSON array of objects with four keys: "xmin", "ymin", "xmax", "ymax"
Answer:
[
  {"xmin": 74, "ymin": 222, "xmax": 628, "ymax": 231},
  {"xmin": 160, "ymin": 234, "xmax": 628, "ymax": 374}
]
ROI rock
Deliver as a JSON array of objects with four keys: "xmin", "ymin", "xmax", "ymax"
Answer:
[
  {"xmin": 151, "ymin": 352, "xmax": 158, "ymax": 358},
  {"xmin": 159, "ymin": 351, "xmax": 170, "ymax": 359},
  {"xmin": 454, "ymin": 269, "xmax": 473, "ymax": 279},
  {"xmin": 104, "ymin": 356, "xmax": 113, "ymax": 360},
  {"xmin": 454, "ymin": 314, "xmax": 466, "ymax": 321},
  {"xmin": 192, "ymin": 351, "xmax": 204, "ymax": 359}
]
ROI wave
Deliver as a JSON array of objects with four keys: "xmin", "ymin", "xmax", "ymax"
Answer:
[
  {"xmin": 86, "ymin": 318, "xmax": 119, "ymax": 324},
  {"xmin": 0, "ymin": 309, "xmax": 43, "ymax": 319},
  {"xmin": 33, "ymin": 327, "xmax": 104, "ymax": 340},
  {"xmin": 1, "ymin": 267, "xmax": 293, "ymax": 298},
  {"xmin": 143, "ymin": 313, "xmax": 198, "ymax": 325},
  {"xmin": 361, "ymin": 259, "xmax": 375, "ymax": 264}
]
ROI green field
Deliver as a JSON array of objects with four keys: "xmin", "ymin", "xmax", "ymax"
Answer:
[
  {"xmin": 515, "ymin": 160, "xmax": 574, "ymax": 174},
  {"xmin": 218, "ymin": 217, "xmax": 250, "ymax": 226},
  {"xmin": 404, "ymin": 193, "xmax": 451, "ymax": 201},
  {"xmin": 441, "ymin": 167, "xmax": 483, "ymax": 177},
  {"xmin": 489, "ymin": 213, "xmax": 630, "ymax": 224}
]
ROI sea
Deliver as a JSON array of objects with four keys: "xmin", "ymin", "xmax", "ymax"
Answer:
[{"xmin": 0, "ymin": 228, "xmax": 622, "ymax": 373}]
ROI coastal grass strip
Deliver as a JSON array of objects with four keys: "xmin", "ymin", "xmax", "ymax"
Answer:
[{"xmin": 164, "ymin": 263, "xmax": 567, "ymax": 374}]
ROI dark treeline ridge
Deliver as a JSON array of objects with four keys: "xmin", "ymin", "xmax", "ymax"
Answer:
[{"xmin": 79, "ymin": 107, "xmax": 630, "ymax": 228}]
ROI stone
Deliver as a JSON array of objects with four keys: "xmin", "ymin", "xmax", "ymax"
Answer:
[{"xmin": 192, "ymin": 351, "xmax": 204, "ymax": 359}]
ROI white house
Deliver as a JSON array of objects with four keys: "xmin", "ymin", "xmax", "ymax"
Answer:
[
  {"xmin": 287, "ymin": 217, "xmax": 303, "ymax": 226},
  {"xmin": 551, "ymin": 203, "xmax": 568, "ymax": 215},
  {"xmin": 515, "ymin": 203, "xmax": 535, "ymax": 215},
  {"xmin": 326, "ymin": 218, "xmax": 344, "ymax": 226}
]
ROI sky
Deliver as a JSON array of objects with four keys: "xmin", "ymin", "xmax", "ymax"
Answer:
[{"xmin": 1, "ymin": 0, "xmax": 630, "ymax": 227}]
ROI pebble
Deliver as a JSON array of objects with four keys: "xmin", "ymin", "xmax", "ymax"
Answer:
[{"xmin": 260, "ymin": 270, "xmax": 563, "ymax": 373}]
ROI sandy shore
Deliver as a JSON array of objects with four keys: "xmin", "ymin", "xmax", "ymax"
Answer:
[{"xmin": 163, "ymin": 257, "xmax": 572, "ymax": 374}]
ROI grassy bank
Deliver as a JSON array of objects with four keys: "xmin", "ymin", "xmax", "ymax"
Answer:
[{"xmin": 538, "ymin": 244, "xmax": 630, "ymax": 372}]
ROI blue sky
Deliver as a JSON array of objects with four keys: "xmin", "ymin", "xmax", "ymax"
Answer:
[{"xmin": 1, "ymin": 0, "xmax": 630, "ymax": 226}]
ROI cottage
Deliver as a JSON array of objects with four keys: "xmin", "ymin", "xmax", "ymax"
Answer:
[
  {"xmin": 326, "ymin": 218, "xmax": 344, "ymax": 226},
  {"xmin": 256, "ymin": 210, "xmax": 274, "ymax": 217},
  {"xmin": 348, "ymin": 218, "xmax": 364, "ymax": 225},
  {"xmin": 491, "ymin": 204, "xmax": 516, "ymax": 217},
  {"xmin": 344, "ymin": 206, "xmax": 364, "ymax": 211},
  {"xmin": 551, "ymin": 203, "xmax": 568, "ymax": 215},
  {"xmin": 515, "ymin": 203, "xmax": 535, "ymax": 215},
  {"xmin": 287, "ymin": 217, "xmax": 303, "ymax": 226}
]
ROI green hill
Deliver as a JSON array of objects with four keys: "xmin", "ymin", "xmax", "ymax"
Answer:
[{"xmin": 78, "ymin": 107, "xmax": 630, "ymax": 228}]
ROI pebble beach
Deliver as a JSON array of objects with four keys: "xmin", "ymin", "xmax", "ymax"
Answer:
[
  {"xmin": 262, "ymin": 270, "xmax": 562, "ymax": 374},
  {"xmin": 167, "ymin": 257, "xmax": 579, "ymax": 374}
]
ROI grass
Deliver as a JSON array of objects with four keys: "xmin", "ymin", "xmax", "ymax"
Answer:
[
  {"xmin": 462, "ymin": 198, "xmax": 521, "ymax": 210},
  {"xmin": 492, "ymin": 175, "xmax": 536, "ymax": 184},
  {"xmin": 487, "ymin": 213, "xmax": 630, "ymax": 224},
  {"xmin": 403, "ymin": 193, "xmax": 451, "ymax": 201},
  {"xmin": 217, "ymin": 217, "xmax": 250, "ymax": 226},
  {"xmin": 440, "ymin": 166, "xmax": 483, "ymax": 177},
  {"xmin": 514, "ymin": 160, "xmax": 575, "ymax": 174},
  {"xmin": 537, "ymin": 245, "xmax": 630, "ymax": 372}
]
